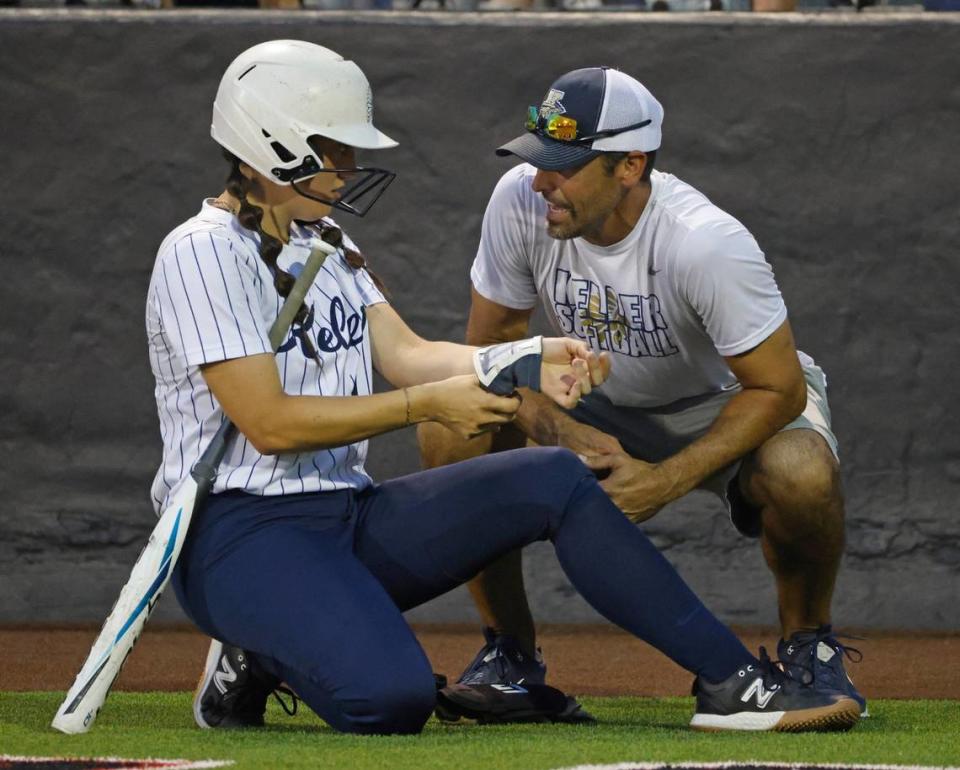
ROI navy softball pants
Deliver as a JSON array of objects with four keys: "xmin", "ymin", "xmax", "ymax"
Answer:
[{"xmin": 172, "ymin": 447, "xmax": 752, "ymax": 734}]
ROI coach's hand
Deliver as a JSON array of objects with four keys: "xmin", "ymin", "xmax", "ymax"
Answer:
[
  {"xmin": 419, "ymin": 374, "xmax": 521, "ymax": 439},
  {"xmin": 540, "ymin": 338, "xmax": 611, "ymax": 409},
  {"xmin": 581, "ymin": 452, "xmax": 680, "ymax": 523}
]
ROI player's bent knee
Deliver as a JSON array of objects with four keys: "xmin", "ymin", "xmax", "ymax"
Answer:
[
  {"xmin": 529, "ymin": 446, "xmax": 590, "ymax": 480},
  {"xmin": 331, "ymin": 670, "xmax": 436, "ymax": 735},
  {"xmin": 528, "ymin": 446, "xmax": 596, "ymax": 499}
]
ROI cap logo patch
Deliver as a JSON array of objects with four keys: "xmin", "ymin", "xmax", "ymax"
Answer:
[{"xmin": 539, "ymin": 88, "xmax": 566, "ymax": 119}]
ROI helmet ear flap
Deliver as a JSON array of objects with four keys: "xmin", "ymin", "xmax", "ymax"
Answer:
[{"xmin": 215, "ymin": 81, "xmax": 318, "ymax": 183}]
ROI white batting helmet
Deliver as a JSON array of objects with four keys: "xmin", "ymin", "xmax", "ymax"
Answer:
[{"xmin": 211, "ymin": 40, "xmax": 398, "ymax": 186}]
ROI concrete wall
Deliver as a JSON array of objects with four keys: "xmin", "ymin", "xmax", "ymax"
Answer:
[{"xmin": 1, "ymin": 10, "xmax": 958, "ymax": 628}]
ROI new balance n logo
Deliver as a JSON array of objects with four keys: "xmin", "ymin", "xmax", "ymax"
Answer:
[
  {"xmin": 214, "ymin": 655, "xmax": 237, "ymax": 695},
  {"xmin": 741, "ymin": 677, "xmax": 779, "ymax": 709},
  {"xmin": 491, "ymin": 683, "xmax": 529, "ymax": 695}
]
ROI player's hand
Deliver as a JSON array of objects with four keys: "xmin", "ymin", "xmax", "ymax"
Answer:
[
  {"xmin": 539, "ymin": 338, "xmax": 611, "ymax": 409},
  {"xmin": 580, "ymin": 452, "xmax": 680, "ymax": 523},
  {"xmin": 418, "ymin": 374, "xmax": 522, "ymax": 440}
]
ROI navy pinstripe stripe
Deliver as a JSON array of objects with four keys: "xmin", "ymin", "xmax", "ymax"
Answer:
[
  {"xmin": 146, "ymin": 301, "xmax": 175, "ymax": 503},
  {"xmin": 229, "ymin": 240, "xmax": 264, "ymax": 290},
  {"xmin": 188, "ymin": 234, "xmax": 228, "ymax": 359},
  {"xmin": 209, "ymin": 233, "xmax": 249, "ymax": 357},
  {"xmin": 285, "ymin": 278, "xmax": 347, "ymax": 489},
  {"xmin": 268, "ymin": 454, "xmax": 283, "ymax": 493},
  {"xmin": 157, "ymin": 267, "xmax": 191, "ymax": 481},
  {"xmin": 226, "ymin": 242, "xmax": 270, "ymax": 351},
  {"xmin": 295, "ymin": 346, "xmax": 310, "ymax": 494},
  {"xmin": 323, "ymin": 262, "xmax": 374, "ymax": 395},
  {"xmin": 158, "ymin": 266, "xmax": 205, "ymax": 458},
  {"xmin": 224, "ymin": 435, "xmax": 249, "ymax": 488},
  {"xmin": 319, "ymin": 262, "xmax": 378, "ymax": 485},
  {"xmin": 307, "ymin": 367, "xmax": 344, "ymax": 488},
  {"xmin": 152, "ymin": 213, "xmax": 381, "ymax": 504},
  {"xmin": 172, "ymin": 241, "xmax": 209, "ymax": 362},
  {"xmin": 271, "ymin": 325, "xmax": 295, "ymax": 493},
  {"xmin": 239, "ymin": 287, "xmax": 284, "ymax": 491}
]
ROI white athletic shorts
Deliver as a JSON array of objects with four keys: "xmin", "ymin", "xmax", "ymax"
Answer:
[{"xmin": 569, "ymin": 362, "xmax": 838, "ymax": 538}]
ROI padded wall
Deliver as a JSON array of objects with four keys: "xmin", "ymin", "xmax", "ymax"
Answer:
[{"xmin": 1, "ymin": 11, "xmax": 957, "ymax": 627}]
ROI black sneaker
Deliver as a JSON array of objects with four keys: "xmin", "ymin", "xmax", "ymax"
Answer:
[
  {"xmin": 458, "ymin": 627, "xmax": 546, "ymax": 685},
  {"xmin": 690, "ymin": 647, "xmax": 860, "ymax": 732},
  {"xmin": 194, "ymin": 640, "xmax": 294, "ymax": 729},
  {"xmin": 455, "ymin": 628, "xmax": 593, "ymax": 723},
  {"xmin": 779, "ymin": 625, "xmax": 868, "ymax": 717}
]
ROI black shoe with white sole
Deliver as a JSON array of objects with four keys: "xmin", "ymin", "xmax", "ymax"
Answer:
[
  {"xmin": 690, "ymin": 647, "xmax": 860, "ymax": 732},
  {"xmin": 455, "ymin": 628, "xmax": 595, "ymax": 723},
  {"xmin": 194, "ymin": 639, "xmax": 295, "ymax": 729}
]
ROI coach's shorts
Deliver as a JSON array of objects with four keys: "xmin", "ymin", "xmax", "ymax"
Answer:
[{"xmin": 569, "ymin": 362, "xmax": 839, "ymax": 538}]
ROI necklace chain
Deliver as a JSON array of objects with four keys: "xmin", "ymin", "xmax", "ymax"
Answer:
[{"xmin": 211, "ymin": 198, "xmax": 237, "ymax": 214}]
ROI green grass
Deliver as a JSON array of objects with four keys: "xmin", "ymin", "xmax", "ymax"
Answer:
[{"xmin": 2, "ymin": 694, "xmax": 958, "ymax": 770}]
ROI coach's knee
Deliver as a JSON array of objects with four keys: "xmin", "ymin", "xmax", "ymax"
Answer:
[
  {"xmin": 748, "ymin": 430, "xmax": 843, "ymax": 539},
  {"xmin": 332, "ymin": 667, "xmax": 436, "ymax": 735}
]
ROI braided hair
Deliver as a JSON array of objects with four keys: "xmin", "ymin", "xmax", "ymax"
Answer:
[
  {"xmin": 224, "ymin": 151, "xmax": 387, "ymax": 299},
  {"xmin": 222, "ymin": 152, "xmax": 390, "ymax": 365}
]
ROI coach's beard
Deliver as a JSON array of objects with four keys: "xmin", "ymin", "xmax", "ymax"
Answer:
[{"xmin": 545, "ymin": 203, "xmax": 579, "ymax": 240}]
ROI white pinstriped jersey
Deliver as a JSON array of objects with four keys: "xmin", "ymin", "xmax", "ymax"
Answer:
[{"xmin": 145, "ymin": 200, "xmax": 385, "ymax": 514}]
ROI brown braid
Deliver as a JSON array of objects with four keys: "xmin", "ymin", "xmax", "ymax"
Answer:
[
  {"xmin": 224, "ymin": 152, "xmax": 318, "ymax": 359},
  {"xmin": 224, "ymin": 154, "xmax": 295, "ymax": 302},
  {"xmin": 341, "ymin": 243, "xmax": 389, "ymax": 298},
  {"xmin": 224, "ymin": 151, "xmax": 388, "ymax": 299}
]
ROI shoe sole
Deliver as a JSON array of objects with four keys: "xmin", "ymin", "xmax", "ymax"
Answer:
[
  {"xmin": 193, "ymin": 639, "xmax": 225, "ymax": 729},
  {"xmin": 553, "ymin": 697, "xmax": 598, "ymax": 724},
  {"xmin": 690, "ymin": 697, "xmax": 860, "ymax": 732}
]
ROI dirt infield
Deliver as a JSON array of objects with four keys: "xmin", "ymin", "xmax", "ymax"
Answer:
[{"xmin": 3, "ymin": 624, "xmax": 957, "ymax": 699}]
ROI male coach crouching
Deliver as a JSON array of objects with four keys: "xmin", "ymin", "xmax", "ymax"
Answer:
[{"xmin": 418, "ymin": 66, "xmax": 866, "ymax": 715}]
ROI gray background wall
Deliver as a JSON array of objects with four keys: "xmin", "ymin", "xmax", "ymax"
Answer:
[{"xmin": 0, "ymin": 11, "xmax": 957, "ymax": 628}]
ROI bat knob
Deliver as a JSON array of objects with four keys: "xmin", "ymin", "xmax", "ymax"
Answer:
[{"xmin": 319, "ymin": 225, "xmax": 343, "ymax": 248}]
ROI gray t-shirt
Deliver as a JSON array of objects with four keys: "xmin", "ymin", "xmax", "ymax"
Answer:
[{"xmin": 471, "ymin": 165, "xmax": 805, "ymax": 408}]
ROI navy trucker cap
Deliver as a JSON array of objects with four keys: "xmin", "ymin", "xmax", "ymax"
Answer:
[{"xmin": 497, "ymin": 67, "xmax": 664, "ymax": 172}]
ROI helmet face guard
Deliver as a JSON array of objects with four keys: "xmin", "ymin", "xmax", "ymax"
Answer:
[{"xmin": 290, "ymin": 166, "xmax": 396, "ymax": 217}]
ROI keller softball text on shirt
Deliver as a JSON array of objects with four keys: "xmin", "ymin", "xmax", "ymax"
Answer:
[{"xmin": 471, "ymin": 165, "xmax": 811, "ymax": 408}]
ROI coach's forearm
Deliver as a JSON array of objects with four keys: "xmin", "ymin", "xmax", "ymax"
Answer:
[
  {"xmin": 514, "ymin": 388, "xmax": 579, "ymax": 446},
  {"xmin": 656, "ymin": 387, "xmax": 804, "ymax": 501}
]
